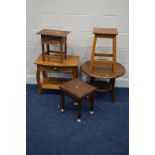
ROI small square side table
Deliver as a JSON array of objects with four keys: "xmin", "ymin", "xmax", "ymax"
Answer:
[
  {"xmin": 37, "ymin": 29, "xmax": 70, "ymax": 63},
  {"xmin": 60, "ymin": 79, "xmax": 97, "ymax": 122}
]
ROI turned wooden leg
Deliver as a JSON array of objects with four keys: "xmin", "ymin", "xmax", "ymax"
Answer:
[
  {"xmin": 89, "ymin": 94, "xmax": 94, "ymax": 114},
  {"xmin": 36, "ymin": 66, "xmax": 42, "ymax": 95},
  {"xmin": 60, "ymin": 91, "xmax": 65, "ymax": 112},
  {"xmin": 77, "ymin": 100, "xmax": 82, "ymax": 122},
  {"xmin": 110, "ymin": 78, "xmax": 116, "ymax": 103}
]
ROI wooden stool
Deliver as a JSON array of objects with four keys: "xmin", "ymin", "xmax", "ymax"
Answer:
[
  {"xmin": 37, "ymin": 29, "xmax": 70, "ymax": 63},
  {"xmin": 59, "ymin": 79, "xmax": 97, "ymax": 122},
  {"xmin": 90, "ymin": 27, "xmax": 118, "ymax": 72}
]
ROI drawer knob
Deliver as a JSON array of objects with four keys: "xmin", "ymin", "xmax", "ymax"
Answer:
[{"xmin": 54, "ymin": 67, "xmax": 58, "ymax": 70}]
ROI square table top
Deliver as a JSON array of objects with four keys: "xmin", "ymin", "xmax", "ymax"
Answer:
[
  {"xmin": 93, "ymin": 27, "xmax": 118, "ymax": 35},
  {"xmin": 60, "ymin": 79, "xmax": 97, "ymax": 99},
  {"xmin": 34, "ymin": 54, "xmax": 79, "ymax": 67},
  {"xmin": 36, "ymin": 29, "xmax": 70, "ymax": 37}
]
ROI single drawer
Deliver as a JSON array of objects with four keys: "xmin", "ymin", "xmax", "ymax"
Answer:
[{"xmin": 40, "ymin": 65, "xmax": 73, "ymax": 73}]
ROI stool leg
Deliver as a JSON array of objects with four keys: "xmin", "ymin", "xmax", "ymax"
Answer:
[
  {"xmin": 77, "ymin": 100, "xmax": 82, "ymax": 122},
  {"xmin": 60, "ymin": 39, "xmax": 63, "ymax": 63},
  {"xmin": 89, "ymin": 94, "xmax": 94, "ymax": 114},
  {"xmin": 112, "ymin": 36, "xmax": 116, "ymax": 72},
  {"xmin": 90, "ymin": 36, "xmax": 97, "ymax": 71},
  {"xmin": 60, "ymin": 91, "xmax": 65, "ymax": 112}
]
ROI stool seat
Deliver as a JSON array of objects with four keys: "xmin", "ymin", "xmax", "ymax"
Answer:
[
  {"xmin": 37, "ymin": 29, "xmax": 70, "ymax": 37},
  {"xmin": 93, "ymin": 27, "xmax": 118, "ymax": 35},
  {"xmin": 60, "ymin": 79, "xmax": 97, "ymax": 99}
]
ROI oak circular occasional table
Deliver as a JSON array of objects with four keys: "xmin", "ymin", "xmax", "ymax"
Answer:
[{"xmin": 81, "ymin": 60, "xmax": 126, "ymax": 103}]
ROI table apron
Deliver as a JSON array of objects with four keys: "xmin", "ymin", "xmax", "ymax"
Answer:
[{"xmin": 61, "ymin": 89, "xmax": 96, "ymax": 102}]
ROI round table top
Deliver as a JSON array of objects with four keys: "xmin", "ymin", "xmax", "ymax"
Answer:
[{"xmin": 81, "ymin": 61, "xmax": 126, "ymax": 79}]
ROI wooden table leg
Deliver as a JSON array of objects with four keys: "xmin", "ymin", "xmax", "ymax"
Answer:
[
  {"xmin": 47, "ymin": 44, "xmax": 50, "ymax": 55},
  {"xmin": 36, "ymin": 65, "xmax": 42, "ymax": 95},
  {"xmin": 77, "ymin": 100, "xmax": 82, "ymax": 122},
  {"xmin": 110, "ymin": 78, "xmax": 116, "ymax": 103},
  {"xmin": 42, "ymin": 43, "xmax": 45, "ymax": 61},
  {"xmin": 60, "ymin": 91, "xmax": 65, "ymax": 112},
  {"xmin": 72, "ymin": 67, "xmax": 78, "ymax": 79},
  {"xmin": 42, "ymin": 71, "xmax": 48, "ymax": 78},
  {"xmin": 89, "ymin": 93, "xmax": 94, "ymax": 114},
  {"xmin": 89, "ymin": 77, "xmax": 95, "ymax": 85}
]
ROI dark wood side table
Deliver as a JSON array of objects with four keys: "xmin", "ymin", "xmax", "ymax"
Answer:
[
  {"xmin": 37, "ymin": 29, "xmax": 70, "ymax": 63},
  {"xmin": 34, "ymin": 55, "xmax": 79, "ymax": 95},
  {"xmin": 60, "ymin": 79, "xmax": 97, "ymax": 122},
  {"xmin": 81, "ymin": 61, "xmax": 126, "ymax": 103}
]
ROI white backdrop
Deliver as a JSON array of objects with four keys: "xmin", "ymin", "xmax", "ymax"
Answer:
[{"xmin": 26, "ymin": 0, "xmax": 129, "ymax": 87}]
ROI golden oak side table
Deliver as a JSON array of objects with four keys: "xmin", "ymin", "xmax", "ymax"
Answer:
[{"xmin": 34, "ymin": 54, "xmax": 79, "ymax": 95}]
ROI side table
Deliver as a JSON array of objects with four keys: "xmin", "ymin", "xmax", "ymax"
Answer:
[
  {"xmin": 37, "ymin": 29, "xmax": 70, "ymax": 63},
  {"xmin": 34, "ymin": 55, "xmax": 79, "ymax": 95},
  {"xmin": 60, "ymin": 79, "xmax": 97, "ymax": 122},
  {"xmin": 81, "ymin": 61, "xmax": 126, "ymax": 103}
]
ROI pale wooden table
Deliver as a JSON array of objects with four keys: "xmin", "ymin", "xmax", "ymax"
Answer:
[{"xmin": 34, "ymin": 54, "xmax": 79, "ymax": 95}]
